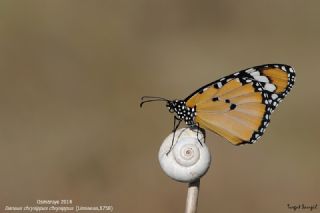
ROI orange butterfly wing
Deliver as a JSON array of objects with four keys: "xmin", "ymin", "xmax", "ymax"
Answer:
[{"xmin": 185, "ymin": 64, "xmax": 295, "ymax": 145}]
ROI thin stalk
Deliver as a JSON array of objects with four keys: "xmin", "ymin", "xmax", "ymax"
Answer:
[{"xmin": 185, "ymin": 179, "xmax": 200, "ymax": 213}]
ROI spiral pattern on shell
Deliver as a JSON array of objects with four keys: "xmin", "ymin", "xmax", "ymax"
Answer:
[
  {"xmin": 158, "ymin": 128, "xmax": 212, "ymax": 183},
  {"xmin": 173, "ymin": 139, "xmax": 200, "ymax": 167}
]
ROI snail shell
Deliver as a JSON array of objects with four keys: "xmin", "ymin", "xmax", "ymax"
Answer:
[{"xmin": 158, "ymin": 128, "xmax": 212, "ymax": 183}]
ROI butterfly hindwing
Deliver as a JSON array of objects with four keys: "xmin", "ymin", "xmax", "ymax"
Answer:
[{"xmin": 185, "ymin": 64, "xmax": 295, "ymax": 145}]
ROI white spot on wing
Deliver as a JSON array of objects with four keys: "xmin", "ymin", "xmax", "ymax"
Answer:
[
  {"xmin": 264, "ymin": 83, "xmax": 276, "ymax": 92},
  {"xmin": 254, "ymin": 75, "xmax": 269, "ymax": 83},
  {"xmin": 250, "ymin": 71, "xmax": 260, "ymax": 76},
  {"xmin": 246, "ymin": 68, "xmax": 256, "ymax": 73},
  {"xmin": 271, "ymin": 94, "xmax": 278, "ymax": 99}
]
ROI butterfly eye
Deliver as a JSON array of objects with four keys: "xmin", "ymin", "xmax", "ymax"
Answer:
[
  {"xmin": 169, "ymin": 107, "xmax": 175, "ymax": 113},
  {"xmin": 166, "ymin": 102, "xmax": 175, "ymax": 113}
]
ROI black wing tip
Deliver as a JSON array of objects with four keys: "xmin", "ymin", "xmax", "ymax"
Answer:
[
  {"xmin": 257, "ymin": 63, "xmax": 293, "ymax": 67},
  {"xmin": 253, "ymin": 63, "xmax": 294, "ymax": 70}
]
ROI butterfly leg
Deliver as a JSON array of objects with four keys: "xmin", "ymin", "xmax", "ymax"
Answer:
[
  {"xmin": 166, "ymin": 116, "xmax": 181, "ymax": 155},
  {"xmin": 194, "ymin": 122, "xmax": 205, "ymax": 146}
]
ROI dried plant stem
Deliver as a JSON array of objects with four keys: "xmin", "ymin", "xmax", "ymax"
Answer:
[{"xmin": 185, "ymin": 179, "xmax": 200, "ymax": 213}]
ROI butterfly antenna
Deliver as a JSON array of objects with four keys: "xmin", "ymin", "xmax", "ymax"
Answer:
[
  {"xmin": 140, "ymin": 96, "xmax": 169, "ymax": 108},
  {"xmin": 141, "ymin": 96, "xmax": 169, "ymax": 100}
]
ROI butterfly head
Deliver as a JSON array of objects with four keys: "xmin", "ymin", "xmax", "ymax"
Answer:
[
  {"xmin": 166, "ymin": 100, "xmax": 183, "ymax": 113},
  {"xmin": 140, "ymin": 96, "xmax": 196, "ymax": 125},
  {"xmin": 166, "ymin": 100, "xmax": 176, "ymax": 113},
  {"xmin": 140, "ymin": 96, "xmax": 178, "ymax": 111}
]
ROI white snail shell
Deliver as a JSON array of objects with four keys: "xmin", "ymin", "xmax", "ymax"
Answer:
[{"xmin": 158, "ymin": 128, "xmax": 212, "ymax": 183}]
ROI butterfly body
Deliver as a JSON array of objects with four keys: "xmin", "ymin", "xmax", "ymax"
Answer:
[
  {"xmin": 166, "ymin": 100, "xmax": 196, "ymax": 125},
  {"xmin": 142, "ymin": 64, "xmax": 296, "ymax": 146}
]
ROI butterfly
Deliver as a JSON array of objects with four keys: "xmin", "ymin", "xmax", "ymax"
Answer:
[{"xmin": 140, "ymin": 64, "xmax": 296, "ymax": 145}]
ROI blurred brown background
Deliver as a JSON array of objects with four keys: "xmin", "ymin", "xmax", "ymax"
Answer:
[{"xmin": 0, "ymin": 0, "xmax": 319, "ymax": 212}]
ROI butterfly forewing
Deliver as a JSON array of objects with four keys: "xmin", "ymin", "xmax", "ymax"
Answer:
[{"xmin": 185, "ymin": 64, "xmax": 295, "ymax": 145}]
